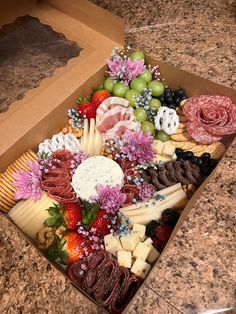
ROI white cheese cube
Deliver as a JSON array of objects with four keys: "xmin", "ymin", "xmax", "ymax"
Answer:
[
  {"xmin": 143, "ymin": 237, "xmax": 153, "ymax": 246},
  {"xmin": 131, "ymin": 258, "xmax": 151, "ymax": 279},
  {"xmin": 163, "ymin": 142, "xmax": 175, "ymax": 157},
  {"xmin": 133, "ymin": 242, "xmax": 151, "ymax": 261},
  {"xmin": 117, "ymin": 250, "xmax": 132, "ymax": 268},
  {"xmin": 120, "ymin": 232, "xmax": 140, "ymax": 252},
  {"xmin": 147, "ymin": 245, "xmax": 160, "ymax": 264},
  {"xmin": 104, "ymin": 234, "xmax": 122, "ymax": 254},
  {"xmin": 132, "ymin": 224, "xmax": 146, "ymax": 241},
  {"xmin": 152, "ymin": 140, "xmax": 164, "ymax": 155}
]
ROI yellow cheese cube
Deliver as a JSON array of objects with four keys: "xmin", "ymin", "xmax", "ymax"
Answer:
[
  {"xmin": 133, "ymin": 242, "xmax": 151, "ymax": 261},
  {"xmin": 143, "ymin": 237, "xmax": 153, "ymax": 246},
  {"xmin": 117, "ymin": 250, "xmax": 132, "ymax": 268},
  {"xmin": 131, "ymin": 258, "xmax": 151, "ymax": 279},
  {"xmin": 147, "ymin": 245, "xmax": 160, "ymax": 264},
  {"xmin": 132, "ymin": 223, "xmax": 146, "ymax": 240},
  {"xmin": 152, "ymin": 140, "xmax": 164, "ymax": 155},
  {"xmin": 104, "ymin": 234, "xmax": 122, "ymax": 254},
  {"xmin": 163, "ymin": 142, "xmax": 175, "ymax": 157},
  {"xmin": 120, "ymin": 232, "xmax": 140, "ymax": 252}
]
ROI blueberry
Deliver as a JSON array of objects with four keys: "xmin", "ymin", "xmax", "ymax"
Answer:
[
  {"xmin": 159, "ymin": 96, "xmax": 165, "ymax": 103},
  {"xmin": 201, "ymin": 152, "xmax": 211, "ymax": 160},
  {"xmin": 174, "ymin": 89, "xmax": 186, "ymax": 97},
  {"xmin": 146, "ymin": 220, "xmax": 160, "ymax": 238},
  {"xmin": 209, "ymin": 159, "xmax": 217, "ymax": 168},
  {"xmin": 169, "ymin": 104, "xmax": 177, "ymax": 110},
  {"xmin": 190, "ymin": 156, "xmax": 199, "ymax": 164},
  {"xmin": 165, "ymin": 96, "xmax": 175, "ymax": 105},
  {"xmin": 197, "ymin": 158, "xmax": 204, "ymax": 167},
  {"xmin": 182, "ymin": 151, "xmax": 194, "ymax": 160},
  {"xmin": 164, "ymin": 88, "xmax": 172, "ymax": 95},
  {"xmin": 174, "ymin": 97, "xmax": 181, "ymax": 105},
  {"xmin": 175, "ymin": 148, "xmax": 183, "ymax": 157},
  {"xmin": 201, "ymin": 165, "xmax": 211, "ymax": 175}
]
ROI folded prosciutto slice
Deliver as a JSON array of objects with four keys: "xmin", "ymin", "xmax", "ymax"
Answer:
[{"xmin": 97, "ymin": 97, "xmax": 129, "ymax": 116}]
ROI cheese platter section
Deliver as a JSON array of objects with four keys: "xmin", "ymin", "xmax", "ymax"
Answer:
[{"xmin": 1, "ymin": 46, "xmax": 236, "ymax": 313}]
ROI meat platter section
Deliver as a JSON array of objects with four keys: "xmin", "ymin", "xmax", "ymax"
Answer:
[{"xmin": 1, "ymin": 47, "xmax": 235, "ymax": 313}]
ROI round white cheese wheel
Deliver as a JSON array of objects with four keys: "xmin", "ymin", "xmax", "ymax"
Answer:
[{"xmin": 71, "ymin": 156, "xmax": 124, "ymax": 201}]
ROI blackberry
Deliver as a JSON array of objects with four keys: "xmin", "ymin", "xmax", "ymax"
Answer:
[
  {"xmin": 161, "ymin": 208, "xmax": 180, "ymax": 227},
  {"xmin": 145, "ymin": 220, "xmax": 159, "ymax": 238}
]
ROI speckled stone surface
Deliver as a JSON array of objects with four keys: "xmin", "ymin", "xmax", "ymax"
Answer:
[
  {"xmin": 0, "ymin": 15, "xmax": 81, "ymax": 113},
  {"xmin": 1, "ymin": 1, "xmax": 236, "ymax": 314}
]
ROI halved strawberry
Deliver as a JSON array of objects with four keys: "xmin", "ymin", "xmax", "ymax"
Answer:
[
  {"xmin": 91, "ymin": 90, "xmax": 111, "ymax": 108},
  {"xmin": 60, "ymin": 231, "xmax": 92, "ymax": 265},
  {"xmin": 90, "ymin": 209, "xmax": 112, "ymax": 237},
  {"xmin": 78, "ymin": 101, "xmax": 96, "ymax": 119}
]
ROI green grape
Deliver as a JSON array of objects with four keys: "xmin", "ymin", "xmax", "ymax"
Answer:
[
  {"xmin": 134, "ymin": 107, "xmax": 148, "ymax": 123},
  {"xmin": 149, "ymin": 98, "xmax": 161, "ymax": 111},
  {"xmin": 130, "ymin": 51, "xmax": 145, "ymax": 61},
  {"xmin": 141, "ymin": 121, "xmax": 155, "ymax": 135},
  {"xmin": 125, "ymin": 89, "xmax": 140, "ymax": 107},
  {"xmin": 139, "ymin": 69, "xmax": 152, "ymax": 83},
  {"xmin": 104, "ymin": 77, "xmax": 116, "ymax": 93},
  {"xmin": 130, "ymin": 78, "xmax": 147, "ymax": 93},
  {"xmin": 148, "ymin": 81, "xmax": 164, "ymax": 97},
  {"xmin": 155, "ymin": 130, "xmax": 170, "ymax": 142},
  {"xmin": 113, "ymin": 82, "xmax": 129, "ymax": 98}
]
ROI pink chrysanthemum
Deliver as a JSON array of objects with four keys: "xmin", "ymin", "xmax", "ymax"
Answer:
[
  {"xmin": 138, "ymin": 182, "xmax": 155, "ymax": 201},
  {"xmin": 13, "ymin": 161, "xmax": 42, "ymax": 201},
  {"xmin": 107, "ymin": 56, "xmax": 146, "ymax": 85},
  {"xmin": 121, "ymin": 129, "xmax": 154, "ymax": 164},
  {"xmin": 92, "ymin": 184, "xmax": 126, "ymax": 215}
]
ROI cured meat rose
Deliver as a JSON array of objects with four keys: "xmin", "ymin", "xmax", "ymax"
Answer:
[{"xmin": 183, "ymin": 96, "xmax": 236, "ymax": 144}]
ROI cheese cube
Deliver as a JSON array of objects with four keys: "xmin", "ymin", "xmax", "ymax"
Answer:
[
  {"xmin": 120, "ymin": 232, "xmax": 140, "ymax": 252},
  {"xmin": 143, "ymin": 237, "xmax": 153, "ymax": 246},
  {"xmin": 131, "ymin": 258, "xmax": 151, "ymax": 279},
  {"xmin": 117, "ymin": 250, "xmax": 132, "ymax": 268},
  {"xmin": 152, "ymin": 140, "xmax": 164, "ymax": 155},
  {"xmin": 133, "ymin": 242, "xmax": 151, "ymax": 261},
  {"xmin": 163, "ymin": 142, "xmax": 175, "ymax": 157},
  {"xmin": 104, "ymin": 234, "xmax": 122, "ymax": 254},
  {"xmin": 147, "ymin": 245, "xmax": 160, "ymax": 264},
  {"xmin": 132, "ymin": 224, "xmax": 146, "ymax": 240}
]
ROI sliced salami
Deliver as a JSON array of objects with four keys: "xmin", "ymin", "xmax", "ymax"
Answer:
[{"xmin": 187, "ymin": 120, "xmax": 222, "ymax": 144}]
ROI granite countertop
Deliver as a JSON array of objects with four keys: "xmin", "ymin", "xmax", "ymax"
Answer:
[{"xmin": 1, "ymin": 1, "xmax": 236, "ymax": 313}]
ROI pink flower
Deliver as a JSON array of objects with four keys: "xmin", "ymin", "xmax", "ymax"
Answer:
[
  {"xmin": 13, "ymin": 161, "xmax": 42, "ymax": 201},
  {"xmin": 107, "ymin": 56, "xmax": 146, "ymax": 85},
  {"xmin": 138, "ymin": 182, "xmax": 155, "ymax": 200},
  {"xmin": 93, "ymin": 184, "xmax": 126, "ymax": 214},
  {"xmin": 121, "ymin": 129, "xmax": 154, "ymax": 164}
]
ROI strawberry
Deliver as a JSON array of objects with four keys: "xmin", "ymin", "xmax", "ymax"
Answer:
[
  {"xmin": 63, "ymin": 203, "xmax": 82, "ymax": 230},
  {"xmin": 45, "ymin": 203, "xmax": 82, "ymax": 230},
  {"xmin": 90, "ymin": 209, "xmax": 112, "ymax": 237},
  {"xmin": 82, "ymin": 204, "xmax": 112, "ymax": 237},
  {"xmin": 59, "ymin": 231, "xmax": 91, "ymax": 265},
  {"xmin": 91, "ymin": 90, "xmax": 111, "ymax": 108},
  {"xmin": 78, "ymin": 101, "xmax": 96, "ymax": 119},
  {"xmin": 152, "ymin": 237, "xmax": 165, "ymax": 253}
]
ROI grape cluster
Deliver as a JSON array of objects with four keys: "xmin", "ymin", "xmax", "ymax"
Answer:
[
  {"xmin": 159, "ymin": 88, "xmax": 187, "ymax": 109},
  {"xmin": 175, "ymin": 149, "xmax": 218, "ymax": 175}
]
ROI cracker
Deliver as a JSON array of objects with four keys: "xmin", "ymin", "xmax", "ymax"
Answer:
[
  {"xmin": 179, "ymin": 115, "xmax": 188, "ymax": 122},
  {"xmin": 206, "ymin": 142, "xmax": 226, "ymax": 160},
  {"xmin": 170, "ymin": 132, "xmax": 191, "ymax": 142},
  {"xmin": 180, "ymin": 99, "xmax": 187, "ymax": 107},
  {"xmin": 0, "ymin": 191, "xmax": 15, "ymax": 206},
  {"xmin": 0, "ymin": 175, "xmax": 16, "ymax": 192},
  {"xmin": 0, "ymin": 200, "xmax": 10, "ymax": 212},
  {"xmin": 178, "ymin": 122, "xmax": 187, "ymax": 129},
  {"xmin": 191, "ymin": 145, "xmax": 208, "ymax": 154}
]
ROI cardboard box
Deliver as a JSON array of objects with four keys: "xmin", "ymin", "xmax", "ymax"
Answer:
[{"xmin": 0, "ymin": 1, "xmax": 236, "ymax": 313}]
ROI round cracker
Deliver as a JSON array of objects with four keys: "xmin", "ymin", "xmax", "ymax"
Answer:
[
  {"xmin": 208, "ymin": 142, "xmax": 226, "ymax": 160},
  {"xmin": 0, "ymin": 192, "xmax": 16, "ymax": 206},
  {"xmin": 0, "ymin": 177, "xmax": 16, "ymax": 192},
  {"xmin": 15, "ymin": 158, "xmax": 30, "ymax": 171},
  {"xmin": 179, "ymin": 115, "xmax": 188, "ymax": 123},
  {"xmin": 178, "ymin": 122, "xmax": 187, "ymax": 129},
  {"xmin": 175, "ymin": 128, "xmax": 185, "ymax": 134},
  {"xmin": 0, "ymin": 200, "xmax": 10, "ymax": 212},
  {"xmin": 0, "ymin": 182, "xmax": 15, "ymax": 196},
  {"xmin": 8, "ymin": 163, "xmax": 19, "ymax": 174},
  {"xmin": 4, "ymin": 170, "xmax": 14, "ymax": 182},
  {"xmin": 191, "ymin": 145, "xmax": 207, "ymax": 154}
]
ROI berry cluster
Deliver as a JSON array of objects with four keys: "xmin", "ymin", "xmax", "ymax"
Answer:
[
  {"xmin": 68, "ymin": 108, "xmax": 84, "ymax": 128},
  {"xmin": 175, "ymin": 149, "xmax": 218, "ymax": 175},
  {"xmin": 159, "ymin": 88, "xmax": 187, "ymax": 110}
]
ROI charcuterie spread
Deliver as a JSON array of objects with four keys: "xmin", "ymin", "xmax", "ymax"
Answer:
[{"xmin": 1, "ymin": 47, "xmax": 235, "ymax": 313}]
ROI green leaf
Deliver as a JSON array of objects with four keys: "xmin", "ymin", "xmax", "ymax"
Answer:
[
  {"xmin": 45, "ymin": 217, "xmax": 57, "ymax": 227},
  {"xmin": 59, "ymin": 249, "xmax": 69, "ymax": 262},
  {"xmin": 46, "ymin": 244, "xmax": 58, "ymax": 260},
  {"xmin": 48, "ymin": 206, "xmax": 59, "ymax": 216}
]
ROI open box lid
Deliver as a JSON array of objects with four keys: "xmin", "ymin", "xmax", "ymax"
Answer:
[{"xmin": 0, "ymin": 0, "xmax": 124, "ymax": 164}]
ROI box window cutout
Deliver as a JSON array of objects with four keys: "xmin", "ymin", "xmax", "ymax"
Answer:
[{"xmin": 0, "ymin": 15, "xmax": 82, "ymax": 113}]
